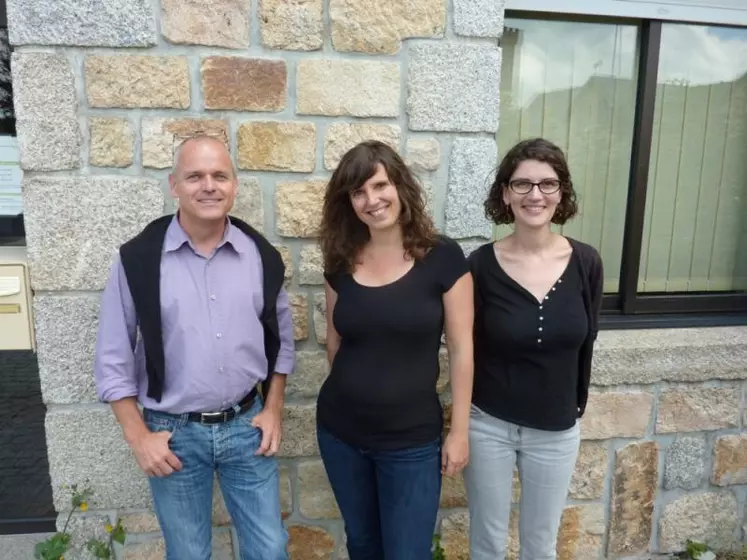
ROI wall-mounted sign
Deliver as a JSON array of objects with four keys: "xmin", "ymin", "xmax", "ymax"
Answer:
[{"xmin": 0, "ymin": 136, "xmax": 21, "ymax": 217}]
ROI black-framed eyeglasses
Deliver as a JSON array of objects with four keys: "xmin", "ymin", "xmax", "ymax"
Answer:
[{"xmin": 507, "ymin": 179, "xmax": 562, "ymax": 195}]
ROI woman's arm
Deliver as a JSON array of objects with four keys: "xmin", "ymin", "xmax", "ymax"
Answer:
[
  {"xmin": 324, "ymin": 280, "xmax": 341, "ymax": 366},
  {"xmin": 441, "ymin": 271, "xmax": 475, "ymax": 476}
]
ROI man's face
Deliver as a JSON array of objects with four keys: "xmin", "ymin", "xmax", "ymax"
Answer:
[{"xmin": 168, "ymin": 137, "xmax": 237, "ymax": 224}]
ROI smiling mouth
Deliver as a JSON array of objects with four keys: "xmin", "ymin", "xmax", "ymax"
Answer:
[
  {"xmin": 522, "ymin": 205, "xmax": 546, "ymax": 214},
  {"xmin": 367, "ymin": 205, "xmax": 389, "ymax": 218}
]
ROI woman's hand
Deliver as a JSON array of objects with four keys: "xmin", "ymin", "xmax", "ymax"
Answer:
[{"xmin": 441, "ymin": 430, "xmax": 469, "ymax": 476}]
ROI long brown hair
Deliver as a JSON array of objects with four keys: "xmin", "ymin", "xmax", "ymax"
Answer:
[{"xmin": 319, "ymin": 140, "xmax": 437, "ymax": 275}]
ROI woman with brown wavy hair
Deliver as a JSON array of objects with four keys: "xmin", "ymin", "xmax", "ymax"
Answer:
[
  {"xmin": 317, "ymin": 140, "xmax": 474, "ymax": 560},
  {"xmin": 464, "ymin": 137, "xmax": 603, "ymax": 559}
]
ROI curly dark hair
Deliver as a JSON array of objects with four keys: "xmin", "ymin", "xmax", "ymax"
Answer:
[
  {"xmin": 485, "ymin": 137, "xmax": 578, "ymax": 225},
  {"xmin": 319, "ymin": 140, "xmax": 437, "ymax": 275}
]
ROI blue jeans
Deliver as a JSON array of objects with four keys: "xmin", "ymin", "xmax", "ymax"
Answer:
[
  {"xmin": 143, "ymin": 397, "xmax": 288, "ymax": 560},
  {"xmin": 317, "ymin": 426, "xmax": 441, "ymax": 560}
]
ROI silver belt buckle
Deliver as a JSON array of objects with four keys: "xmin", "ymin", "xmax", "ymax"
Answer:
[{"xmin": 200, "ymin": 411, "xmax": 227, "ymax": 424}]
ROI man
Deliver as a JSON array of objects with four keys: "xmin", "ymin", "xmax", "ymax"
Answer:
[{"xmin": 94, "ymin": 133, "xmax": 294, "ymax": 560}]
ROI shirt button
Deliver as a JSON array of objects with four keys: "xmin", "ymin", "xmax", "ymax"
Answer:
[
  {"xmin": 544, "ymin": 296, "xmax": 549, "ymax": 300},
  {"xmin": 216, "ymin": 333, "xmax": 222, "ymax": 338},
  {"xmin": 538, "ymin": 327, "xmax": 543, "ymax": 332},
  {"xmin": 537, "ymin": 338, "xmax": 542, "ymax": 343},
  {"xmin": 539, "ymin": 316, "xmax": 543, "ymax": 321},
  {"xmin": 219, "ymin": 366, "xmax": 224, "ymax": 372},
  {"xmin": 210, "ymin": 294, "xmax": 217, "ymax": 300},
  {"xmin": 551, "ymin": 286, "xmax": 556, "ymax": 291},
  {"xmin": 539, "ymin": 306, "xmax": 543, "ymax": 310}
]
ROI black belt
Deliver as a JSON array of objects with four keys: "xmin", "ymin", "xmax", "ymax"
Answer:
[{"xmin": 186, "ymin": 387, "xmax": 258, "ymax": 424}]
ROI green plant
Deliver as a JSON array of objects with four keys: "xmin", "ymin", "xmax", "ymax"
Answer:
[
  {"xmin": 686, "ymin": 539, "xmax": 711, "ymax": 559},
  {"xmin": 34, "ymin": 483, "xmax": 126, "ymax": 560},
  {"xmin": 432, "ymin": 533, "xmax": 445, "ymax": 560}
]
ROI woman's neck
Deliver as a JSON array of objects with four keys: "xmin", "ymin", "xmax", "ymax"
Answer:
[
  {"xmin": 508, "ymin": 224, "xmax": 557, "ymax": 255},
  {"xmin": 367, "ymin": 224, "xmax": 404, "ymax": 252}
]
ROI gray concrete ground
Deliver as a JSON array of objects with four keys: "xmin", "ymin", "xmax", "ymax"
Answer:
[{"xmin": 0, "ymin": 532, "xmax": 54, "ymax": 559}]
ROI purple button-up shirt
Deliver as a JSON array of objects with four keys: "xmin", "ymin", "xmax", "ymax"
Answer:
[{"xmin": 94, "ymin": 216, "xmax": 295, "ymax": 413}]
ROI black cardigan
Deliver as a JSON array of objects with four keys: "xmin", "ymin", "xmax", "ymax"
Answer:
[{"xmin": 118, "ymin": 214, "xmax": 286, "ymax": 403}]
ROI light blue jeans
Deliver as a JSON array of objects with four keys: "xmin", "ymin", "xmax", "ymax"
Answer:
[
  {"xmin": 143, "ymin": 397, "xmax": 288, "ymax": 560},
  {"xmin": 463, "ymin": 404, "xmax": 580, "ymax": 560}
]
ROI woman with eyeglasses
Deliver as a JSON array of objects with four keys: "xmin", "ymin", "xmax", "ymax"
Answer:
[{"xmin": 464, "ymin": 137, "xmax": 603, "ymax": 559}]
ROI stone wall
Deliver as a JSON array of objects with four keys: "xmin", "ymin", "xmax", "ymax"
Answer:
[{"xmin": 7, "ymin": 0, "xmax": 747, "ymax": 558}]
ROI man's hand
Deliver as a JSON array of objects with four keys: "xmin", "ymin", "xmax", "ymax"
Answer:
[
  {"xmin": 252, "ymin": 407, "xmax": 282, "ymax": 456},
  {"xmin": 130, "ymin": 431, "xmax": 183, "ymax": 477},
  {"xmin": 441, "ymin": 430, "xmax": 469, "ymax": 477}
]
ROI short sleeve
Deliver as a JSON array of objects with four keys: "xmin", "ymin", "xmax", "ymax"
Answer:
[
  {"xmin": 323, "ymin": 271, "xmax": 338, "ymax": 292},
  {"xmin": 434, "ymin": 236, "xmax": 469, "ymax": 293}
]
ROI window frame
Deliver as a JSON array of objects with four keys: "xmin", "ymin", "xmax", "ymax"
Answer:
[{"xmin": 503, "ymin": 11, "xmax": 747, "ymax": 327}]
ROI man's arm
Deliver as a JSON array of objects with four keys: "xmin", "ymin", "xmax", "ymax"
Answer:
[
  {"xmin": 95, "ymin": 256, "xmax": 181, "ymax": 476},
  {"xmin": 253, "ymin": 286, "xmax": 294, "ymax": 456}
]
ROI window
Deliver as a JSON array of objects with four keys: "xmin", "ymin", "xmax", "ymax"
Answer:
[
  {"xmin": 499, "ymin": 14, "xmax": 747, "ymax": 324},
  {"xmin": 0, "ymin": 7, "xmax": 21, "ymax": 248}
]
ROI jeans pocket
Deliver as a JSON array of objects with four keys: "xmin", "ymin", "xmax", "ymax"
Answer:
[{"xmin": 144, "ymin": 412, "xmax": 180, "ymax": 436}]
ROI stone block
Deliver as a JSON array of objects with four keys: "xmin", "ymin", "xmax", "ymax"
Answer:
[
  {"xmin": 7, "ymin": 0, "xmax": 156, "ymax": 46},
  {"xmin": 445, "ymin": 138, "xmax": 497, "ymax": 239},
  {"xmin": 569, "ymin": 442, "xmax": 607, "ymax": 500},
  {"xmin": 23, "ymin": 177, "xmax": 164, "ymax": 291},
  {"xmin": 237, "ymin": 121, "xmax": 316, "ymax": 172},
  {"xmin": 297, "ymin": 60, "xmax": 400, "ymax": 117},
  {"xmin": 440, "ymin": 473, "xmax": 467, "ymax": 508},
  {"xmin": 330, "ymin": 0, "xmax": 444, "ymax": 54},
  {"xmin": 260, "ymin": 0, "xmax": 323, "ymax": 51},
  {"xmin": 557, "ymin": 504, "xmax": 605, "ymax": 560},
  {"xmin": 406, "ymin": 137, "xmax": 441, "ymax": 172},
  {"xmin": 712, "ymin": 434, "xmax": 747, "ymax": 486},
  {"xmin": 90, "ymin": 118, "xmax": 134, "ymax": 168},
  {"xmin": 142, "ymin": 117, "xmax": 229, "ymax": 169},
  {"xmin": 659, "ymin": 492, "xmax": 739, "ymax": 553},
  {"xmin": 85, "ymin": 56, "xmax": 189, "ymax": 109},
  {"xmin": 287, "ymin": 525, "xmax": 335, "ymax": 559},
  {"xmin": 274, "ymin": 244, "xmax": 293, "ymax": 285},
  {"xmin": 202, "ymin": 57, "xmax": 286, "ymax": 111},
  {"xmin": 323, "ymin": 123, "xmax": 401, "ymax": 170},
  {"xmin": 45, "ymin": 407, "xmax": 151, "ymax": 511},
  {"xmin": 289, "ymin": 294, "xmax": 309, "ymax": 341},
  {"xmin": 123, "ymin": 538, "xmax": 165, "ymax": 560},
  {"xmin": 11, "ymin": 53, "xmax": 80, "ymax": 170},
  {"xmin": 162, "ymin": 0, "xmax": 250, "ymax": 48},
  {"xmin": 313, "ymin": 293, "xmax": 327, "ymax": 345},
  {"xmin": 579, "ymin": 391, "xmax": 653, "ymax": 440},
  {"xmin": 437, "ymin": 347, "xmax": 450, "ymax": 394},
  {"xmin": 656, "ymin": 386, "xmax": 740, "ymax": 433},
  {"xmin": 287, "ymin": 351, "xmax": 328, "ymax": 399},
  {"xmin": 453, "ymin": 0, "xmax": 505, "ymax": 38},
  {"xmin": 119, "ymin": 511, "xmax": 160, "ymax": 533},
  {"xmin": 607, "ymin": 441, "xmax": 658, "ymax": 557},
  {"xmin": 592, "ymin": 327, "xmax": 747, "ymax": 385},
  {"xmin": 407, "ymin": 43, "xmax": 500, "ymax": 132},
  {"xmin": 232, "ymin": 178, "xmax": 265, "ymax": 233},
  {"xmin": 276, "ymin": 180, "xmax": 326, "ymax": 238},
  {"xmin": 298, "ymin": 460, "xmax": 340, "ymax": 519},
  {"xmin": 664, "ymin": 436, "xmax": 706, "ymax": 490},
  {"xmin": 56, "ymin": 512, "xmax": 112, "ymax": 560},
  {"xmin": 300, "ymin": 245, "xmax": 324, "ymax": 285},
  {"xmin": 280, "ymin": 404, "xmax": 318, "ymax": 457},
  {"xmin": 34, "ymin": 294, "xmax": 100, "ymax": 404},
  {"xmin": 440, "ymin": 511, "xmax": 469, "ymax": 559}
]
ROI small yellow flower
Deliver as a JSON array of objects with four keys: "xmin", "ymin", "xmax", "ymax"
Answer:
[
  {"xmin": 79, "ymin": 503, "xmax": 88, "ymax": 512},
  {"xmin": 105, "ymin": 524, "xmax": 113, "ymax": 533}
]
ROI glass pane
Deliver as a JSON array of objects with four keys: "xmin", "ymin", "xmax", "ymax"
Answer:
[
  {"xmin": 497, "ymin": 19, "xmax": 639, "ymax": 293},
  {"xmin": 639, "ymin": 24, "xmax": 747, "ymax": 292}
]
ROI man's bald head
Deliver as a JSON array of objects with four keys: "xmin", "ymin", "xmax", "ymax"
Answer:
[{"xmin": 172, "ymin": 135, "xmax": 235, "ymax": 179}]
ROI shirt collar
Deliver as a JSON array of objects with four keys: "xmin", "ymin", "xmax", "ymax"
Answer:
[{"xmin": 163, "ymin": 213, "xmax": 246, "ymax": 255}]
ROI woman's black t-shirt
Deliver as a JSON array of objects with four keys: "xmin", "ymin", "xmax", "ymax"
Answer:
[
  {"xmin": 469, "ymin": 242, "xmax": 589, "ymax": 431},
  {"xmin": 317, "ymin": 236, "xmax": 468, "ymax": 450}
]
